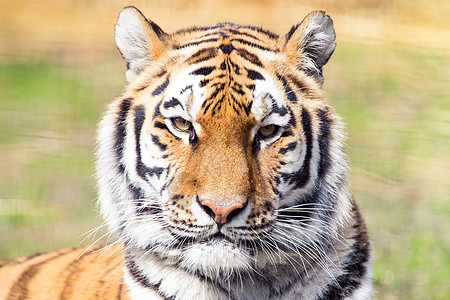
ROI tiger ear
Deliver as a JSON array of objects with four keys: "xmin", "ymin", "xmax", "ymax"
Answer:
[
  {"xmin": 115, "ymin": 6, "xmax": 167, "ymax": 82},
  {"xmin": 283, "ymin": 11, "xmax": 336, "ymax": 85}
]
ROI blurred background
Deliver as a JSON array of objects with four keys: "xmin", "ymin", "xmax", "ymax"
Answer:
[{"xmin": 0, "ymin": 0, "xmax": 449, "ymax": 298}]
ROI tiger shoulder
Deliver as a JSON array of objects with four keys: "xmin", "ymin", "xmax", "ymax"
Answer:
[{"xmin": 1, "ymin": 6, "xmax": 372, "ymax": 300}]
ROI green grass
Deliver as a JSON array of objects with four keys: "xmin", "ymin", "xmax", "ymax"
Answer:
[
  {"xmin": 0, "ymin": 57, "xmax": 123, "ymax": 257},
  {"xmin": 0, "ymin": 42, "xmax": 449, "ymax": 299}
]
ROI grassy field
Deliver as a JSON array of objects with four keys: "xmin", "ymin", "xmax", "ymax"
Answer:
[{"xmin": 1, "ymin": 1, "xmax": 449, "ymax": 299}]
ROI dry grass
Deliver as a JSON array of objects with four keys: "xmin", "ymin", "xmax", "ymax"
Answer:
[{"xmin": 1, "ymin": 0, "xmax": 449, "ymax": 60}]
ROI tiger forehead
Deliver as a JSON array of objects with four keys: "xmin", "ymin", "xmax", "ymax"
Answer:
[
  {"xmin": 172, "ymin": 22, "xmax": 280, "ymax": 50},
  {"xmin": 194, "ymin": 50, "xmax": 257, "ymax": 120},
  {"xmin": 177, "ymin": 28, "xmax": 278, "ymax": 122}
]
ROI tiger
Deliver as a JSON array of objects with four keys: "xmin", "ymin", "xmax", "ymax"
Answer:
[{"xmin": 0, "ymin": 6, "xmax": 372, "ymax": 300}]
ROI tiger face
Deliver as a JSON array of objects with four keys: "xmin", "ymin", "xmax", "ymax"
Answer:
[{"xmin": 97, "ymin": 7, "xmax": 366, "ymax": 290}]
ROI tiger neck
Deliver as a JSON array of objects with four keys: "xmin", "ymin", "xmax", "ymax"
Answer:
[
  {"xmin": 120, "ymin": 228, "xmax": 357, "ymax": 300},
  {"xmin": 122, "ymin": 253, "xmax": 299, "ymax": 300}
]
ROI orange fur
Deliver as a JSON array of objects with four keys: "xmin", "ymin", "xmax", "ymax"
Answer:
[{"xmin": 0, "ymin": 246, "xmax": 128, "ymax": 299}]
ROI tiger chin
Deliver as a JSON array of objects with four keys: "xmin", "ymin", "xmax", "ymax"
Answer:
[{"xmin": 1, "ymin": 6, "xmax": 372, "ymax": 300}]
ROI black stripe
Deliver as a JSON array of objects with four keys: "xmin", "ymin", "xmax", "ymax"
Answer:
[
  {"xmin": 280, "ymin": 107, "xmax": 312, "ymax": 188},
  {"xmin": 210, "ymin": 95, "xmax": 224, "ymax": 117},
  {"xmin": 126, "ymin": 259, "xmax": 175, "ymax": 300},
  {"xmin": 60, "ymin": 247, "xmax": 102, "ymax": 298},
  {"xmin": 200, "ymin": 78, "xmax": 210, "ymax": 87},
  {"xmin": 148, "ymin": 20, "xmax": 166, "ymax": 39},
  {"xmin": 231, "ymin": 84, "xmax": 245, "ymax": 96},
  {"xmin": 160, "ymin": 174, "xmax": 175, "ymax": 193},
  {"xmin": 118, "ymin": 281, "xmax": 123, "ymax": 300},
  {"xmin": 174, "ymin": 23, "xmax": 278, "ymax": 40},
  {"xmin": 174, "ymin": 25, "xmax": 226, "ymax": 35},
  {"xmin": 155, "ymin": 69, "xmax": 167, "ymax": 77},
  {"xmin": 230, "ymin": 38, "xmax": 274, "ymax": 52},
  {"xmin": 231, "ymin": 96, "xmax": 245, "ymax": 115},
  {"xmin": 317, "ymin": 205, "xmax": 370, "ymax": 300},
  {"xmin": 115, "ymin": 98, "xmax": 133, "ymax": 170},
  {"xmin": 153, "ymin": 121, "xmax": 166, "ymax": 130},
  {"xmin": 244, "ymin": 100, "xmax": 253, "ymax": 116},
  {"xmin": 135, "ymin": 106, "xmax": 164, "ymax": 180},
  {"xmin": 134, "ymin": 105, "xmax": 146, "ymax": 179},
  {"xmin": 287, "ymin": 74, "xmax": 308, "ymax": 94},
  {"xmin": 152, "ymin": 76, "xmax": 170, "ymax": 96},
  {"xmin": 137, "ymin": 202, "xmax": 163, "ymax": 215},
  {"xmin": 190, "ymin": 66, "xmax": 216, "ymax": 76},
  {"xmin": 190, "ymin": 47, "xmax": 217, "ymax": 59},
  {"xmin": 152, "ymin": 100, "xmax": 162, "ymax": 120},
  {"xmin": 210, "ymin": 82, "xmax": 225, "ymax": 90},
  {"xmin": 186, "ymin": 47, "xmax": 218, "ymax": 64},
  {"xmin": 288, "ymin": 107, "xmax": 297, "ymax": 127},
  {"xmin": 154, "ymin": 119, "xmax": 181, "ymax": 141},
  {"xmin": 280, "ymin": 130, "xmax": 294, "ymax": 138},
  {"xmin": 151, "ymin": 134, "xmax": 167, "ymax": 151},
  {"xmin": 246, "ymin": 68, "xmax": 264, "ymax": 80},
  {"xmin": 125, "ymin": 260, "xmax": 160, "ymax": 293},
  {"xmin": 193, "ymin": 30, "xmax": 226, "ymax": 39},
  {"xmin": 266, "ymin": 93, "xmax": 288, "ymax": 116},
  {"xmin": 236, "ymin": 48, "xmax": 263, "ymax": 67},
  {"xmin": 229, "ymin": 59, "xmax": 241, "ymax": 75},
  {"xmin": 285, "ymin": 23, "xmax": 300, "ymax": 41},
  {"xmin": 277, "ymin": 189, "xmax": 319, "ymax": 222},
  {"xmin": 226, "ymin": 28, "xmax": 261, "ymax": 41},
  {"xmin": 126, "ymin": 179, "xmax": 162, "ymax": 215},
  {"xmin": 143, "ymin": 166, "xmax": 164, "ymax": 180},
  {"xmin": 135, "ymin": 85, "xmax": 148, "ymax": 92},
  {"xmin": 279, "ymin": 142, "xmax": 297, "ymax": 154},
  {"xmin": 8, "ymin": 249, "xmax": 76, "ymax": 299},
  {"xmin": 163, "ymin": 97, "xmax": 182, "ymax": 110},
  {"xmin": 207, "ymin": 87, "xmax": 221, "ymax": 101},
  {"xmin": 128, "ymin": 181, "xmax": 145, "ymax": 201},
  {"xmin": 0, "ymin": 252, "xmax": 44, "ymax": 268},
  {"xmin": 296, "ymin": 107, "xmax": 312, "ymax": 188},
  {"xmin": 174, "ymin": 38, "xmax": 219, "ymax": 49},
  {"xmin": 317, "ymin": 108, "xmax": 332, "ymax": 179},
  {"xmin": 202, "ymin": 100, "xmax": 214, "ymax": 115},
  {"xmin": 238, "ymin": 24, "xmax": 279, "ymax": 39},
  {"xmin": 173, "ymin": 264, "xmax": 238, "ymax": 300},
  {"xmin": 180, "ymin": 85, "xmax": 193, "ymax": 95},
  {"xmin": 277, "ymin": 74, "xmax": 297, "ymax": 103}
]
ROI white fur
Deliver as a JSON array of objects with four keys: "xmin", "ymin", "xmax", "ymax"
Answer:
[
  {"xmin": 349, "ymin": 259, "xmax": 374, "ymax": 300},
  {"xmin": 115, "ymin": 8, "xmax": 151, "ymax": 82},
  {"xmin": 124, "ymin": 253, "xmax": 228, "ymax": 300},
  {"xmin": 297, "ymin": 12, "xmax": 336, "ymax": 82}
]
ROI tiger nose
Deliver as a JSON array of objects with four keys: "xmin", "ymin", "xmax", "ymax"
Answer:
[{"xmin": 200, "ymin": 200, "xmax": 246, "ymax": 224}]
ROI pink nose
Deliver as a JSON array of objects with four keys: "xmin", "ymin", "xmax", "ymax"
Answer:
[{"xmin": 200, "ymin": 200, "xmax": 244, "ymax": 224}]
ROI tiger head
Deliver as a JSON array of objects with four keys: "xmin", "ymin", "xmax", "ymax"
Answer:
[{"xmin": 97, "ymin": 6, "xmax": 351, "ymax": 278}]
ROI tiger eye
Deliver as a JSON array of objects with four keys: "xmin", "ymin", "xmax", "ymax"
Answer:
[
  {"xmin": 258, "ymin": 125, "xmax": 277, "ymax": 137},
  {"xmin": 173, "ymin": 117, "xmax": 193, "ymax": 131}
]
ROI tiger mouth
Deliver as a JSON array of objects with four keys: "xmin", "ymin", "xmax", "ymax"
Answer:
[
  {"xmin": 203, "ymin": 232, "xmax": 232, "ymax": 243},
  {"xmin": 167, "ymin": 225, "xmax": 273, "ymax": 255},
  {"xmin": 169, "ymin": 229, "xmax": 233, "ymax": 245}
]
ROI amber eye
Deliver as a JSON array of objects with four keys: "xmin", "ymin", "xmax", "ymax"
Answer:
[
  {"xmin": 172, "ymin": 117, "xmax": 193, "ymax": 131},
  {"xmin": 258, "ymin": 125, "xmax": 278, "ymax": 138}
]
